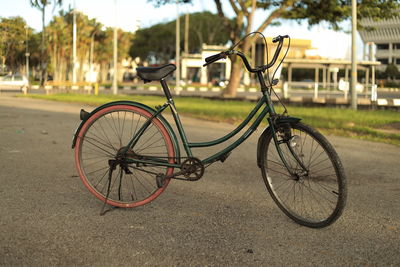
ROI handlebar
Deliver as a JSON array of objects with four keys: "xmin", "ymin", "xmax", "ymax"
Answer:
[
  {"xmin": 203, "ymin": 35, "xmax": 289, "ymax": 73},
  {"xmin": 203, "ymin": 51, "xmax": 229, "ymax": 67},
  {"xmin": 272, "ymin": 35, "xmax": 289, "ymax": 43}
]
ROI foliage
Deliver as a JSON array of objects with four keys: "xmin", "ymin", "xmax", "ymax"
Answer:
[
  {"xmin": 384, "ymin": 63, "xmax": 400, "ymax": 80},
  {"xmin": 130, "ymin": 12, "xmax": 231, "ymax": 64},
  {"xmin": 2, "ymin": 5, "xmax": 134, "ymax": 82},
  {"xmin": 30, "ymin": 0, "xmax": 63, "ymax": 84},
  {"xmin": 130, "ymin": 23, "xmax": 174, "ymax": 64},
  {"xmin": 30, "ymin": 0, "xmax": 62, "ymax": 11},
  {"xmin": 42, "ymin": 9, "xmax": 133, "ymax": 82},
  {"xmin": 26, "ymin": 32, "xmax": 41, "ymax": 75},
  {"xmin": 150, "ymin": 0, "xmax": 400, "ymax": 96},
  {"xmin": 0, "ymin": 17, "xmax": 30, "ymax": 72},
  {"xmin": 186, "ymin": 12, "xmax": 233, "ymax": 52},
  {"xmin": 282, "ymin": 0, "xmax": 400, "ymax": 30}
]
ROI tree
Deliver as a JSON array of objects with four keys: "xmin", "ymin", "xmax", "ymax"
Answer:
[
  {"xmin": 130, "ymin": 12, "xmax": 230, "ymax": 64},
  {"xmin": 30, "ymin": 0, "xmax": 62, "ymax": 85},
  {"xmin": 186, "ymin": 12, "xmax": 232, "ymax": 53},
  {"xmin": 385, "ymin": 63, "xmax": 399, "ymax": 80},
  {"xmin": 45, "ymin": 9, "xmax": 133, "ymax": 83},
  {"xmin": 0, "ymin": 17, "xmax": 29, "ymax": 73},
  {"xmin": 28, "ymin": 32, "xmax": 42, "ymax": 79},
  {"xmin": 151, "ymin": 0, "xmax": 400, "ymax": 97},
  {"xmin": 47, "ymin": 11, "xmax": 71, "ymax": 81}
]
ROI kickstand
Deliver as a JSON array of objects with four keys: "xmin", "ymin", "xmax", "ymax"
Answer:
[{"xmin": 100, "ymin": 159, "xmax": 118, "ymax": 216}]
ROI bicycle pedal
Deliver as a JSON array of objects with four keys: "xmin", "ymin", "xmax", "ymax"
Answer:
[{"xmin": 156, "ymin": 174, "xmax": 165, "ymax": 188}]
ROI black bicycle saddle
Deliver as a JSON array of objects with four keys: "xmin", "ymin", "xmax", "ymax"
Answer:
[{"xmin": 136, "ymin": 64, "xmax": 176, "ymax": 82}]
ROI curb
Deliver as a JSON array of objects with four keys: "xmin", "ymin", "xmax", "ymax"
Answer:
[{"xmin": 286, "ymin": 96, "xmax": 400, "ymax": 107}]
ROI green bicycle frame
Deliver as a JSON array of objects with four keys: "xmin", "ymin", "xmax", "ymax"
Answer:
[
  {"xmin": 122, "ymin": 54, "xmax": 300, "ymax": 173},
  {"xmin": 122, "ymin": 87, "xmax": 275, "ymax": 168}
]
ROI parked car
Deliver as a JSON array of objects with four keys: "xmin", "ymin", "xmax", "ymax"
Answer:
[{"xmin": 0, "ymin": 74, "xmax": 29, "ymax": 91}]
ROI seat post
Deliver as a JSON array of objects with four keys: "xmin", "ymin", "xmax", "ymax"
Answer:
[{"xmin": 160, "ymin": 79, "xmax": 173, "ymax": 101}]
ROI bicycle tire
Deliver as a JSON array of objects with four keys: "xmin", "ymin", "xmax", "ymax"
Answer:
[
  {"xmin": 75, "ymin": 104, "xmax": 175, "ymax": 208},
  {"xmin": 259, "ymin": 122, "xmax": 347, "ymax": 228}
]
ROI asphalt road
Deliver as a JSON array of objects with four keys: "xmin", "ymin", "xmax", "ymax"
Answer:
[{"xmin": 0, "ymin": 96, "xmax": 399, "ymax": 266}]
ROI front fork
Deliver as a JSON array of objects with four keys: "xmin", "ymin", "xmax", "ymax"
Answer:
[{"xmin": 268, "ymin": 118, "xmax": 309, "ymax": 179}]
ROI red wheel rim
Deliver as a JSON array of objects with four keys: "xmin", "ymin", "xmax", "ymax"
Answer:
[{"xmin": 75, "ymin": 105, "xmax": 175, "ymax": 208}]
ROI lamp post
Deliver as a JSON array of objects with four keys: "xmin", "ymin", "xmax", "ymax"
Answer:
[
  {"xmin": 89, "ymin": 27, "xmax": 104, "ymax": 84},
  {"xmin": 112, "ymin": 0, "xmax": 118, "ymax": 95},
  {"xmin": 25, "ymin": 26, "xmax": 30, "ymax": 80},
  {"xmin": 184, "ymin": 12, "xmax": 189, "ymax": 56},
  {"xmin": 351, "ymin": 0, "xmax": 358, "ymax": 110},
  {"xmin": 72, "ymin": 1, "xmax": 77, "ymax": 84},
  {"xmin": 175, "ymin": 0, "xmax": 180, "ymax": 91}
]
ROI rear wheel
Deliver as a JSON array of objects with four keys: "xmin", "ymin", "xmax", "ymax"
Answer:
[
  {"xmin": 75, "ymin": 104, "xmax": 175, "ymax": 208},
  {"xmin": 260, "ymin": 122, "xmax": 347, "ymax": 228}
]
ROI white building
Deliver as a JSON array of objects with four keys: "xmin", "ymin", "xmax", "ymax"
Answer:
[
  {"xmin": 181, "ymin": 44, "xmax": 231, "ymax": 85},
  {"xmin": 359, "ymin": 16, "xmax": 400, "ymax": 70}
]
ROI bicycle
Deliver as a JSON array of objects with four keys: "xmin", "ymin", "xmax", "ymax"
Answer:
[{"xmin": 72, "ymin": 33, "xmax": 347, "ymax": 228}]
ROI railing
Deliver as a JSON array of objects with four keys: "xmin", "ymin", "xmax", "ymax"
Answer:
[
  {"xmin": 282, "ymin": 81, "xmax": 380, "ymax": 101},
  {"xmin": 41, "ymin": 81, "xmax": 99, "ymax": 95}
]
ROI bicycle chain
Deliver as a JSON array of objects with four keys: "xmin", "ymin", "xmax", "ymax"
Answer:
[{"xmin": 126, "ymin": 156, "xmax": 206, "ymax": 182}]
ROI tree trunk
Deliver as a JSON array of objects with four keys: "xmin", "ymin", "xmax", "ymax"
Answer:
[
  {"xmin": 40, "ymin": 7, "xmax": 46, "ymax": 86},
  {"xmin": 100, "ymin": 62, "xmax": 108, "ymax": 82},
  {"xmin": 224, "ymin": 58, "xmax": 243, "ymax": 97},
  {"xmin": 53, "ymin": 42, "xmax": 58, "ymax": 81}
]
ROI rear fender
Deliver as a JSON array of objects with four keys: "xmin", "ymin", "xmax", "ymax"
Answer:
[
  {"xmin": 71, "ymin": 101, "xmax": 180, "ymax": 160},
  {"xmin": 256, "ymin": 116, "xmax": 301, "ymax": 168}
]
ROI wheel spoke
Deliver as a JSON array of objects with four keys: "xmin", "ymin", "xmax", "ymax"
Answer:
[
  {"xmin": 261, "ymin": 122, "xmax": 346, "ymax": 228},
  {"xmin": 76, "ymin": 106, "xmax": 174, "ymax": 208}
]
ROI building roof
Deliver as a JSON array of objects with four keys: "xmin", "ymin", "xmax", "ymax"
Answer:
[
  {"xmin": 283, "ymin": 58, "xmax": 380, "ymax": 70},
  {"xmin": 359, "ymin": 17, "xmax": 400, "ymax": 43}
]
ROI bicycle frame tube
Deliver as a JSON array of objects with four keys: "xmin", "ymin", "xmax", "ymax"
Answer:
[
  {"xmin": 123, "ymin": 94, "xmax": 271, "ymax": 167},
  {"xmin": 121, "ymin": 102, "xmax": 170, "ymax": 155},
  {"xmin": 202, "ymin": 103, "xmax": 270, "ymax": 164},
  {"xmin": 188, "ymin": 97, "xmax": 266, "ymax": 148},
  {"xmin": 123, "ymin": 73, "xmax": 282, "ymax": 168}
]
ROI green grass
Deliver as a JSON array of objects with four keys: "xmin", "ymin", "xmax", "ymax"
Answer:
[{"xmin": 21, "ymin": 93, "xmax": 400, "ymax": 146}]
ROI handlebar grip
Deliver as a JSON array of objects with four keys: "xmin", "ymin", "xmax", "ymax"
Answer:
[
  {"xmin": 203, "ymin": 52, "xmax": 229, "ymax": 67},
  {"xmin": 262, "ymin": 34, "xmax": 289, "ymax": 71},
  {"xmin": 205, "ymin": 52, "xmax": 224, "ymax": 63},
  {"xmin": 272, "ymin": 35, "xmax": 289, "ymax": 43},
  {"xmin": 272, "ymin": 36, "xmax": 281, "ymax": 43}
]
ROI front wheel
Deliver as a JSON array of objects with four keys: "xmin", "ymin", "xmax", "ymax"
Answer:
[
  {"xmin": 74, "ymin": 104, "xmax": 175, "ymax": 208},
  {"xmin": 259, "ymin": 122, "xmax": 347, "ymax": 228}
]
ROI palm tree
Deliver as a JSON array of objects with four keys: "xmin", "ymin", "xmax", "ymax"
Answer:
[
  {"xmin": 30, "ymin": 0, "xmax": 62, "ymax": 85},
  {"xmin": 47, "ymin": 12, "xmax": 71, "ymax": 81},
  {"xmin": 41, "ymin": 9, "xmax": 133, "ymax": 83}
]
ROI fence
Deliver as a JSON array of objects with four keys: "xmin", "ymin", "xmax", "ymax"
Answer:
[{"xmin": 30, "ymin": 81, "xmax": 99, "ymax": 95}]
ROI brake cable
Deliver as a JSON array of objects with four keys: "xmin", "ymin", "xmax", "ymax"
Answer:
[{"xmin": 229, "ymin": 31, "xmax": 291, "ymax": 116}]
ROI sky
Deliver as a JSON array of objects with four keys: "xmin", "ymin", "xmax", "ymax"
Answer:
[{"xmin": 1, "ymin": 0, "xmax": 364, "ymax": 59}]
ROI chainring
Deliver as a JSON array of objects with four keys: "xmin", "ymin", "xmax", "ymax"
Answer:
[{"xmin": 181, "ymin": 157, "xmax": 204, "ymax": 181}]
